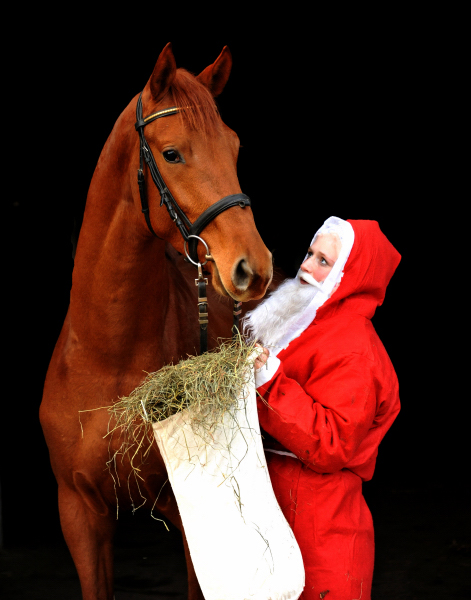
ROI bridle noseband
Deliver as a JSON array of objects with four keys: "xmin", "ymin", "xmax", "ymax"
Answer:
[{"xmin": 134, "ymin": 92, "xmax": 249, "ymax": 352}]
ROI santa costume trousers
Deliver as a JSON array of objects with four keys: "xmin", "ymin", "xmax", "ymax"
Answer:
[{"xmin": 266, "ymin": 453, "xmax": 374, "ymax": 600}]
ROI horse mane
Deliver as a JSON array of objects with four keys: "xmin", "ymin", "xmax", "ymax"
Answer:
[{"xmin": 167, "ymin": 68, "xmax": 222, "ymax": 135}]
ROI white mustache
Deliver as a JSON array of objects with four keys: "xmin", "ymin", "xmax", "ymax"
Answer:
[{"xmin": 299, "ymin": 272, "xmax": 323, "ymax": 290}]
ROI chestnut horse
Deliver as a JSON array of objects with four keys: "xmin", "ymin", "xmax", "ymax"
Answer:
[{"xmin": 40, "ymin": 43, "xmax": 273, "ymax": 600}]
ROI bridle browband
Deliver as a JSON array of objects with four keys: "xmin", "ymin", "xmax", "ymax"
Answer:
[{"xmin": 134, "ymin": 92, "xmax": 248, "ymax": 352}]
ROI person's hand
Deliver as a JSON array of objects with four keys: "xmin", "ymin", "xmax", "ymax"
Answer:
[{"xmin": 254, "ymin": 343, "xmax": 270, "ymax": 370}]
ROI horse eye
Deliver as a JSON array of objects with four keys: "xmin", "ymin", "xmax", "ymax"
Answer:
[{"xmin": 163, "ymin": 149, "xmax": 181, "ymax": 163}]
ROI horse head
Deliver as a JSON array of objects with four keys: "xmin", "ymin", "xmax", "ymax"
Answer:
[{"xmin": 132, "ymin": 43, "xmax": 273, "ymax": 301}]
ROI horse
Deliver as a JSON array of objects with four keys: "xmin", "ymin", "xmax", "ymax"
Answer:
[{"xmin": 40, "ymin": 43, "xmax": 273, "ymax": 600}]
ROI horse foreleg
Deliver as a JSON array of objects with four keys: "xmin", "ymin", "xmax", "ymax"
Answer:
[
  {"xmin": 58, "ymin": 482, "xmax": 116, "ymax": 600},
  {"xmin": 181, "ymin": 530, "xmax": 205, "ymax": 600}
]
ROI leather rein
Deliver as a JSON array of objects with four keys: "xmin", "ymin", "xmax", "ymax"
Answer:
[{"xmin": 134, "ymin": 92, "xmax": 248, "ymax": 353}]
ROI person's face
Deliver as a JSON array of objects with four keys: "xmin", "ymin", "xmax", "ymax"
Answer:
[{"xmin": 300, "ymin": 233, "xmax": 341, "ymax": 285}]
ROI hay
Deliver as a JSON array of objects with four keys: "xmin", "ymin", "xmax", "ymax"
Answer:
[{"xmin": 106, "ymin": 335, "xmax": 259, "ymax": 500}]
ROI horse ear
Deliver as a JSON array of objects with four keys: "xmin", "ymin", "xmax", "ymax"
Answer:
[
  {"xmin": 197, "ymin": 46, "xmax": 232, "ymax": 97},
  {"xmin": 148, "ymin": 42, "xmax": 177, "ymax": 104}
]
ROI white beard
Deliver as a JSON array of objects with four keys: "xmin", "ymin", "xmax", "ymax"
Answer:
[{"xmin": 243, "ymin": 275, "xmax": 321, "ymax": 351}]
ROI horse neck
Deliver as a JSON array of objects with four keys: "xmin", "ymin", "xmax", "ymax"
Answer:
[{"xmin": 69, "ymin": 114, "xmax": 173, "ymax": 365}]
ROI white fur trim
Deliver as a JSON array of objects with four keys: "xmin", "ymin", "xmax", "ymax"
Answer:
[
  {"xmin": 265, "ymin": 448, "xmax": 298, "ymax": 459},
  {"xmin": 255, "ymin": 355, "xmax": 281, "ymax": 388}
]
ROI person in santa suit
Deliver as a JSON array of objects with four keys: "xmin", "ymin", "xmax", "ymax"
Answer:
[{"xmin": 243, "ymin": 216, "xmax": 401, "ymax": 600}]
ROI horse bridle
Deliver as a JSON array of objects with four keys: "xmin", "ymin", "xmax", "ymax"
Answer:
[{"xmin": 134, "ymin": 92, "xmax": 248, "ymax": 353}]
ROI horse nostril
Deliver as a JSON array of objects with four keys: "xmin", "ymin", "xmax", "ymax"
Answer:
[{"xmin": 232, "ymin": 258, "xmax": 253, "ymax": 291}]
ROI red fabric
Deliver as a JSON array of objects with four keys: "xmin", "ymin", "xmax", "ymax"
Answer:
[{"xmin": 257, "ymin": 220, "xmax": 401, "ymax": 600}]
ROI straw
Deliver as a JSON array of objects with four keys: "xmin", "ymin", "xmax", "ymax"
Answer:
[{"xmin": 106, "ymin": 335, "xmax": 259, "ymax": 497}]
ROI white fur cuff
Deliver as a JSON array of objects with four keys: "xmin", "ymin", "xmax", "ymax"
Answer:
[{"xmin": 255, "ymin": 356, "xmax": 281, "ymax": 389}]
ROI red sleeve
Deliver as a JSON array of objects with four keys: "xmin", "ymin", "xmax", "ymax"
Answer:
[{"xmin": 257, "ymin": 354, "xmax": 378, "ymax": 473}]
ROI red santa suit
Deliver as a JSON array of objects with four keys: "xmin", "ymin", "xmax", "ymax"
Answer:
[{"xmin": 253, "ymin": 219, "xmax": 401, "ymax": 600}]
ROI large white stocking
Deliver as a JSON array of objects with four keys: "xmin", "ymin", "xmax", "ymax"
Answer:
[{"xmin": 152, "ymin": 368, "xmax": 305, "ymax": 600}]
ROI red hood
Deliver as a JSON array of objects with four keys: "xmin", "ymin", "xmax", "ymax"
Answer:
[{"xmin": 314, "ymin": 220, "xmax": 401, "ymax": 322}]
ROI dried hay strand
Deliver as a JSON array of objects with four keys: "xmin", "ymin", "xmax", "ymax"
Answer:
[{"xmin": 106, "ymin": 335, "xmax": 259, "ymax": 502}]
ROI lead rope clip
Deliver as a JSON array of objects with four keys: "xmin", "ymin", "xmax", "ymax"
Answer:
[{"xmin": 196, "ymin": 262, "xmax": 209, "ymax": 288}]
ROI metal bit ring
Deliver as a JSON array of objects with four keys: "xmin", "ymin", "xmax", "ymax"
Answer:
[{"xmin": 184, "ymin": 235, "xmax": 210, "ymax": 266}]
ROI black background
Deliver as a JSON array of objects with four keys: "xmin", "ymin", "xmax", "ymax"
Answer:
[{"xmin": 3, "ymin": 13, "xmax": 468, "ymax": 598}]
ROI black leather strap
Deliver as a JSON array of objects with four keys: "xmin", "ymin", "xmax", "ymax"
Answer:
[
  {"xmin": 233, "ymin": 300, "xmax": 242, "ymax": 338},
  {"xmin": 197, "ymin": 279, "xmax": 208, "ymax": 354},
  {"xmin": 135, "ymin": 94, "xmax": 192, "ymax": 241},
  {"xmin": 189, "ymin": 194, "xmax": 251, "ymax": 237},
  {"xmin": 137, "ymin": 168, "xmax": 161, "ymax": 238},
  {"xmin": 188, "ymin": 194, "xmax": 251, "ymax": 262}
]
